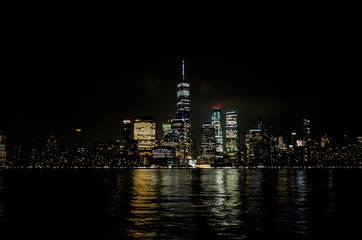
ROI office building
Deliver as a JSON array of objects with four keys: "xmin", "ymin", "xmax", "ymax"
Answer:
[
  {"xmin": 162, "ymin": 123, "xmax": 172, "ymax": 137},
  {"xmin": 123, "ymin": 119, "xmax": 131, "ymax": 141},
  {"xmin": 303, "ymin": 119, "xmax": 311, "ymax": 143},
  {"xmin": 0, "ymin": 132, "xmax": 6, "ymax": 165},
  {"xmin": 174, "ymin": 59, "xmax": 192, "ymax": 163},
  {"xmin": 75, "ymin": 128, "xmax": 82, "ymax": 146},
  {"xmin": 151, "ymin": 146, "xmax": 176, "ymax": 166},
  {"xmin": 225, "ymin": 111, "xmax": 238, "ymax": 162},
  {"xmin": 200, "ymin": 123, "xmax": 216, "ymax": 164},
  {"xmin": 245, "ymin": 128, "xmax": 263, "ymax": 165},
  {"xmin": 134, "ymin": 116, "xmax": 156, "ymax": 156},
  {"xmin": 211, "ymin": 107, "xmax": 223, "ymax": 154}
]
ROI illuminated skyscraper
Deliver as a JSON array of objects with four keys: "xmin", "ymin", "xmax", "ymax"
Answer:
[
  {"xmin": 303, "ymin": 119, "xmax": 312, "ymax": 162},
  {"xmin": 201, "ymin": 123, "xmax": 216, "ymax": 164},
  {"xmin": 0, "ymin": 132, "xmax": 6, "ymax": 165},
  {"xmin": 123, "ymin": 119, "xmax": 131, "ymax": 141},
  {"xmin": 45, "ymin": 132, "xmax": 59, "ymax": 164},
  {"xmin": 211, "ymin": 107, "xmax": 223, "ymax": 154},
  {"xmin": 225, "ymin": 111, "xmax": 238, "ymax": 161},
  {"xmin": 162, "ymin": 123, "xmax": 172, "ymax": 137},
  {"xmin": 303, "ymin": 119, "xmax": 311, "ymax": 143},
  {"xmin": 75, "ymin": 128, "xmax": 82, "ymax": 146},
  {"xmin": 173, "ymin": 59, "xmax": 192, "ymax": 163},
  {"xmin": 134, "ymin": 116, "xmax": 156, "ymax": 156}
]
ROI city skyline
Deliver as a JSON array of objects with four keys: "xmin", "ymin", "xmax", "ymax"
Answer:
[
  {"xmin": 2, "ymin": 10, "xmax": 360, "ymax": 151},
  {"xmin": 1, "ymin": 59, "xmax": 361, "ymax": 168}
]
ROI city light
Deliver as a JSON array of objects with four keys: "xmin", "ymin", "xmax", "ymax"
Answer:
[{"xmin": 0, "ymin": 59, "xmax": 361, "ymax": 169}]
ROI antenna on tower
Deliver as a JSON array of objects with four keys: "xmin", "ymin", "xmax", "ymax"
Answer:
[{"xmin": 182, "ymin": 58, "xmax": 185, "ymax": 82}]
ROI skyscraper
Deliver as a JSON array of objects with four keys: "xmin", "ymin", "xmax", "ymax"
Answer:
[
  {"xmin": 303, "ymin": 119, "xmax": 312, "ymax": 162},
  {"xmin": 173, "ymin": 59, "xmax": 192, "ymax": 163},
  {"xmin": 0, "ymin": 132, "xmax": 6, "ymax": 165},
  {"xmin": 45, "ymin": 132, "xmax": 59, "ymax": 165},
  {"xmin": 225, "ymin": 111, "xmax": 238, "ymax": 162},
  {"xmin": 200, "ymin": 123, "xmax": 216, "ymax": 164},
  {"xmin": 75, "ymin": 128, "xmax": 82, "ymax": 146},
  {"xmin": 303, "ymin": 119, "xmax": 311, "ymax": 143},
  {"xmin": 134, "ymin": 116, "xmax": 156, "ymax": 156},
  {"xmin": 211, "ymin": 107, "xmax": 223, "ymax": 154},
  {"xmin": 123, "ymin": 119, "xmax": 131, "ymax": 141}
]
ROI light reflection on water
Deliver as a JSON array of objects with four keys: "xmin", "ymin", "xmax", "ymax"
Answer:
[
  {"xmin": 123, "ymin": 169, "xmax": 334, "ymax": 239},
  {"xmin": 1, "ymin": 168, "xmax": 359, "ymax": 239}
]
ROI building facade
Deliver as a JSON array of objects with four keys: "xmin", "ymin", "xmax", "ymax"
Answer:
[
  {"xmin": 173, "ymin": 59, "xmax": 192, "ymax": 164},
  {"xmin": 0, "ymin": 132, "xmax": 6, "ymax": 165},
  {"xmin": 211, "ymin": 107, "xmax": 223, "ymax": 154},
  {"xmin": 134, "ymin": 116, "xmax": 156, "ymax": 156},
  {"xmin": 200, "ymin": 123, "xmax": 216, "ymax": 164},
  {"xmin": 225, "ymin": 111, "xmax": 238, "ymax": 162}
]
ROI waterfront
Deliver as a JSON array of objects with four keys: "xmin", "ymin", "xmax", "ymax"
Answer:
[{"xmin": 0, "ymin": 168, "xmax": 361, "ymax": 239}]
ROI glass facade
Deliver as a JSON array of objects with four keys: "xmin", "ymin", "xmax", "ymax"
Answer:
[
  {"xmin": 173, "ymin": 59, "xmax": 192, "ymax": 163},
  {"xmin": 211, "ymin": 107, "xmax": 223, "ymax": 154},
  {"xmin": 225, "ymin": 111, "xmax": 238, "ymax": 161},
  {"xmin": 123, "ymin": 119, "xmax": 131, "ymax": 141},
  {"xmin": 134, "ymin": 117, "xmax": 156, "ymax": 155},
  {"xmin": 201, "ymin": 123, "xmax": 216, "ymax": 164}
]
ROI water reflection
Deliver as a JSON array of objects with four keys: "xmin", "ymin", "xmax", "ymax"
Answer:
[
  {"xmin": 124, "ymin": 169, "xmax": 334, "ymax": 239},
  {"xmin": 0, "ymin": 169, "xmax": 348, "ymax": 239}
]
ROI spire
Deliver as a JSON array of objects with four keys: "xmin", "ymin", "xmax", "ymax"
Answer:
[{"xmin": 182, "ymin": 58, "xmax": 185, "ymax": 82}]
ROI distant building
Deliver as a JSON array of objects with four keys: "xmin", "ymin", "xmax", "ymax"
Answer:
[
  {"xmin": 151, "ymin": 146, "xmax": 176, "ymax": 166},
  {"xmin": 74, "ymin": 128, "xmax": 87, "ymax": 165},
  {"xmin": 171, "ymin": 118, "xmax": 188, "ymax": 165},
  {"xmin": 245, "ymin": 129, "xmax": 263, "ymax": 165},
  {"xmin": 123, "ymin": 119, "xmax": 131, "ymax": 141},
  {"xmin": 290, "ymin": 132, "xmax": 297, "ymax": 148},
  {"xmin": 277, "ymin": 135, "xmax": 287, "ymax": 152},
  {"xmin": 45, "ymin": 132, "xmax": 59, "ymax": 165},
  {"xmin": 162, "ymin": 129, "xmax": 180, "ymax": 156},
  {"xmin": 303, "ymin": 119, "xmax": 311, "ymax": 143},
  {"xmin": 175, "ymin": 59, "xmax": 192, "ymax": 162},
  {"xmin": 0, "ymin": 132, "xmax": 6, "ymax": 165},
  {"xmin": 75, "ymin": 127, "xmax": 82, "ymax": 146},
  {"xmin": 321, "ymin": 134, "xmax": 331, "ymax": 148},
  {"xmin": 162, "ymin": 123, "xmax": 172, "ymax": 137},
  {"xmin": 225, "ymin": 111, "xmax": 238, "ymax": 162},
  {"xmin": 134, "ymin": 116, "xmax": 156, "ymax": 156},
  {"xmin": 303, "ymin": 119, "xmax": 312, "ymax": 162},
  {"xmin": 200, "ymin": 123, "xmax": 216, "ymax": 164},
  {"xmin": 211, "ymin": 107, "xmax": 223, "ymax": 154}
]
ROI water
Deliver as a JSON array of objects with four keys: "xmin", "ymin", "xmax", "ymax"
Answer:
[{"xmin": 0, "ymin": 168, "xmax": 361, "ymax": 239}]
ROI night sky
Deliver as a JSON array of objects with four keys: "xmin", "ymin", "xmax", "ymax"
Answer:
[{"xmin": 3, "ymin": 5, "xmax": 360, "ymax": 151}]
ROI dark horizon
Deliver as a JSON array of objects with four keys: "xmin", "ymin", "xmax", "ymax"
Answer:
[{"xmin": 2, "ymin": 7, "xmax": 361, "ymax": 151}]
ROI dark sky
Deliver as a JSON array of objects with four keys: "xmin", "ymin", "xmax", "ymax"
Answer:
[{"xmin": 2, "ymin": 4, "xmax": 361, "ymax": 151}]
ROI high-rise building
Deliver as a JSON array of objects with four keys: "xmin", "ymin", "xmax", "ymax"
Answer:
[
  {"xmin": 211, "ymin": 107, "xmax": 223, "ymax": 154},
  {"xmin": 303, "ymin": 119, "xmax": 311, "ymax": 143},
  {"xmin": 162, "ymin": 123, "xmax": 172, "ymax": 137},
  {"xmin": 174, "ymin": 59, "xmax": 192, "ymax": 163},
  {"xmin": 151, "ymin": 146, "xmax": 176, "ymax": 166},
  {"xmin": 74, "ymin": 128, "xmax": 87, "ymax": 164},
  {"xmin": 123, "ymin": 119, "xmax": 131, "ymax": 141},
  {"xmin": 200, "ymin": 123, "xmax": 216, "ymax": 164},
  {"xmin": 162, "ymin": 129, "xmax": 180, "ymax": 150},
  {"xmin": 245, "ymin": 129, "xmax": 263, "ymax": 165},
  {"xmin": 75, "ymin": 128, "xmax": 82, "ymax": 146},
  {"xmin": 45, "ymin": 132, "xmax": 59, "ymax": 164},
  {"xmin": 291, "ymin": 132, "xmax": 297, "ymax": 148},
  {"xmin": 0, "ymin": 132, "xmax": 6, "ymax": 165},
  {"xmin": 134, "ymin": 116, "xmax": 156, "ymax": 156},
  {"xmin": 303, "ymin": 119, "xmax": 312, "ymax": 163},
  {"xmin": 225, "ymin": 111, "xmax": 238, "ymax": 162}
]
